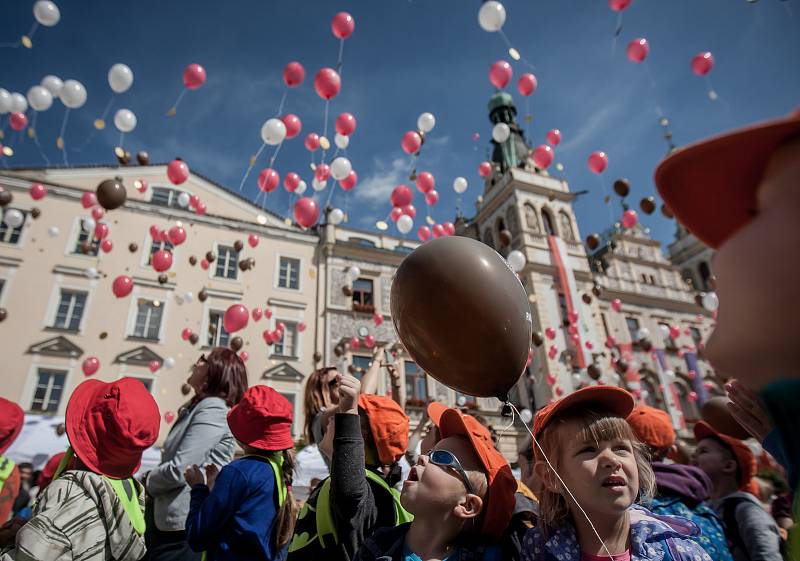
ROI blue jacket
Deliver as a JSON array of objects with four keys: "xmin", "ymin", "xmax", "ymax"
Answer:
[{"xmin": 186, "ymin": 456, "xmax": 284, "ymax": 561}]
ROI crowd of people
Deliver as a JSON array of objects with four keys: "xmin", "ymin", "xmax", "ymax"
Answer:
[{"xmin": 0, "ymin": 109, "xmax": 798, "ymax": 561}]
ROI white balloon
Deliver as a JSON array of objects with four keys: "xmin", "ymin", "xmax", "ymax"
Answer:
[
  {"xmin": 81, "ymin": 217, "xmax": 96, "ymax": 232},
  {"xmin": 48, "ymin": 226, "xmax": 60, "ymax": 237},
  {"xmin": 113, "ymin": 108, "xmax": 137, "ymax": 133},
  {"xmin": 312, "ymin": 177, "xmax": 327, "ymax": 191},
  {"xmin": 295, "ymin": 180, "xmax": 307, "ymax": 195},
  {"xmin": 329, "ymin": 208, "xmax": 344, "ymax": 225},
  {"xmin": 635, "ymin": 327, "xmax": 650, "ymax": 341},
  {"xmin": 183, "ymin": 291, "xmax": 194, "ymax": 303},
  {"xmin": 417, "ymin": 112, "xmax": 436, "ymax": 133},
  {"xmin": 177, "ymin": 192, "xmax": 191, "ymax": 208},
  {"xmin": 60, "ymin": 80, "xmax": 87, "ymax": 109},
  {"xmin": 453, "ymin": 176, "xmax": 468, "ymax": 194},
  {"xmin": 702, "ymin": 291, "xmax": 719, "ymax": 311},
  {"xmin": 456, "ymin": 395, "xmax": 467, "ymax": 407},
  {"xmin": 85, "ymin": 267, "xmax": 99, "ymax": 279},
  {"xmin": 164, "ymin": 357, "xmax": 176, "ymax": 369},
  {"xmin": 334, "ymin": 133, "xmax": 350, "ymax": 149},
  {"xmin": 27, "ymin": 85, "xmax": 52, "ymax": 111},
  {"xmin": 33, "ymin": 0, "xmax": 60, "ymax": 26},
  {"xmin": 10, "ymin": 93, "xmax": 27, "ymax": 114},
  {"xmin": 572, "ymin": 373, "xmax": 583, "ymax": 387},
  {"xmin": 330, "ymin": 157, "xmax": 352, "ymax": 181},
  {"xmin": 41, "ymin": 75, "xmax": 63, "ymax": 96},
  {"xmin": 478, "ymin": 0, "xmax": 506, "ymax": 32},
  {"xmin": 519, "ymin": 408, "xmax": 533, "ymax": 424},
  {"xmin": 492, "ymin": 122, "xmax": 510, "ymax": 143},
  {"xmin": 108, "ymin": 63, "xmax": 134, "ymax": 94},
  {"xmin": 0, "ymin": 89, "xmax": 11, "ymax": 114},
  {"xmin": 260, "ymin": 118, "xmax": 286, "ymax": 146},
  {"xmin": 507, "ymin": 249, "xmax": 526, "ymax": 272},
  {"xmin": 3, "ymin": 209, "xmax": 24, "ymax": 229},
  {"xmin": 664, "ymin": 369, "xmax": 676, "ymax": 380},
  {"xmin": 397, "ymin": 214, "xmax": 413, "ymax": 234},
  {"xmin": 348, "ymin": 266, "xmax": 361, "ymax": 279}
]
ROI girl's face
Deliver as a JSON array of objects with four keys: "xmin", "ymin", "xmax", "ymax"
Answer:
[
  {"xmin": 187, "ymin": 354, "xmax": 209, "ymax": 394},
  {"xmin": 319, "ymin": 367, "xmax": 341, "ymax": 406},
  {"xmin": 556, "ymin": 418, "xmax": 640, "ymax": 518}
]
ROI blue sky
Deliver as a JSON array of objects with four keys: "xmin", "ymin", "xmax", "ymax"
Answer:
[{"xmin": 1, "ymin": 0, "xmax": 798, "ymax": 246}]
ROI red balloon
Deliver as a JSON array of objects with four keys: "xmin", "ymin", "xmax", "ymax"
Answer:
[
  {"xmin": 627, "ymin": 38, "xmax": 649, "ymax": 63},
  {"xmin": 200, "ymin": 259, "xmax": 209, "ymax": 270},
  {"xmin": 159, "ymin": 230, "xmax": 170, "ymax": 243},
  {"xmin": 168, "ymin": 226, "xmax": 187, "ymax": 245},
  {"xmin": 81, "ymin": 192, "xmax": 97, "ymax": 209},
  {"xmin": 443, "ymin": 222, "xmax": 455, "ymax": 236},
  {"xmin": 669, "ymin": 325, "xmax": 681, "ymax": 339},
  {"xmin": 112, "ymin": 275, "xmax": 133, "ymax": 297},
  {"xmin": 364, "ymin": 335, "xmax": 376, "ymax": 349},
  {"xmin": 294, "ymin": 197, "xmax": 320, "ymax": 228},
  {"xmin": 417, "ymin": 226, "xmax": 431, "ymax": 241},
  {"xmin": 390, "ymin": 185, "xmax": 413, "ymax": 207},
  {"xmin": 304, "ymin": 132, "xmax": 320, "ymax": 152},
  {"xmin": 478, "ymin": 161, "xmax": 492, "ymax": 178},
  {"xmin": 335, "ymin": 112, "xmax": 357, "ymax": 136},
  {"xmin": 314, "ymin": 163, "xmax": 330, "ymax": 182},
  {"xmin": 621, "ymin": 209, "xmax": 638, "ymax": 229},
  {"xmin": 182, "ymin": 328, "xmax": 192, "ymax": 340},
  {"xmin": 195, "ymin": 201, "xmax": 207, "ymax": 215},
  {"xmin": 164, "ymin": 411, "xmax": 176, "ymax": 423},
  {"xmin": 189, "ymin": 194, "xmax": 200, "ymax": 208},
  {"xmin": 517, "ymin": 73, "xmax": 537, "ymax": 96},
  {"xmin": 149, "ymin": 360, "xmax": 161, "ymax": 373},
  {"xmin": 149, "ymin": 225, "xmax": 161, "ymax": 240},
  {"xmin": 432, "ymin": 224, "xmax": 445, "ymax": 238},
  {"xmin": 258, "ymin": 168, "xmax": 280, "ymax": 192},
  {"xmin": 239, "ymin": 351, "xmax": 249, "ymax": 362},
  {"xmin": 29, "ymin": 184, "xmax": 47, "ymax": 201},
  {"xmin": 611, "ymin": 298, "xmax": 623, "ymax": 312},
  {"xmin": 401, "ymin": 131, "xmax": 422, "ymax": 155},
  {"xmin": 687, "ymin": 370, "xmax": 697, "ymax": 381},
  {"xmin": 350, "ymin": 336, "xmax": 361, "ymax": 351},
  {"xmin": 252, "ymin": 308, "xmax": 263, "ymax": 322},
  {"xmin": 489, "ymin": 60, "xmax": 513, "ymax": 89},
  {"xmin": 609, "ymin": 0, "xmax": 632, "ymax": 11},
  {"xmin": 532, "ymin": 145, "xmax": 554, "ymax": 169},
  {"xmin": 101, "ymin": 239, "xmax": 113, "ymax": 253},
  {"xmin": 183, "ymin": 64, "xmax": 206, "ymax": 90},
  {"xmin": 339, "ymin": 170, "xmax": 358, "ymax": 191},
  {"xmin": 82, "ymin": 357, "xmax": 100, "ymax": 377},
  {"xmin": 283, "ymin": 61, "xmax": 305, "ymax": 88},
  {"xmin": 284, "ymin": 172, "xmax": 300, "ymax": 192},
  {"xmin": 545, "ymin": 327, "xmax": 557, "ymax": 340},
  {"xmin": 688, "ymin": 391, "xmax": 699, "ymax": 403},
  {"xmin": 94, "ymin": 223, "xmax": 109, "ymax": 240},
  {"xmin": 373, "ymin": 312, "xmax": 384, "ymax": 326},
  {"xmin": 415, "ymin": 171, "xmax": 435, "ymax": 193},
  {"xmin": 314, "ymin": 68, "xmax": 341, "ymax": 100},
  {"xmin": 546, "ymin": 129, "xmax": 562, "ymax": 146},
  {"xmin": 401, "ymin": 204, "xmax": 416, "ymax": 218},
  {"xmin": 331, "ymin": 11, "xmax": 355, "ymax": 39},
  {"xmin": 152, "ymin": 249, "xmax": 173, "ymax": 272},
  {"xmin": 136, "ymin": 179, "xmax": 149, "ymax": 193},
  {"xmin": 691, "ymin": 52, "xmax": 714, "ymax": 76},
  {"xmin": 167, "ymin": 159, "xmax": 190, "ymax": 185},
  {"xmin": 9, "ymin": 112, "xmax": 28, "ymax": 132},
  {"xmin": 425, "ymin": 190, "xmax": 439, "ymax": 206},
  {"xmin": 390, "ymin": 207, "xmax": 403, "ymax": 222},
  {"xmin": 281, "ymin": 114, "xmax": 302, "ymax": 139},
  {"xmin": 588, "ymin": 151, "xmax": 608, "ymax": 174},
  {"xmin": 298, "ymin": 321, "xmax": 306, "ymax": 332},
  {"xmin": 91, "ymin": 206, "xmax": 105, "ymax": 221},
  {"xmin": 224, "ymin": 304, "xmax": 249, "ymax": 334},
  {"xmin": 605, "ymin": 336, "xmax": 617, "ymax": 348}
]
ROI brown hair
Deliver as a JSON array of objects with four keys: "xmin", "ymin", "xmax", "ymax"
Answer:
[
  {"xmin": 272, "ymin": 449, "xmax": 298, "ymax": 549},
  {"xmin": 303, "ymin": 367, "xmax": 338, "ymax": 443},
  {"xmin": 193, "ymin": 347, "xmax": 248, "ymax": 407},
  {"xmin": 536, "ymin": 409, "xmax": 655, "ymax": 538}
]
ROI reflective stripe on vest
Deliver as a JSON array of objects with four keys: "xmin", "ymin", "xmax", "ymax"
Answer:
[
  {"xmin": 242, "ymin": 454, "xmax": 287, "ymax": 507},
  {"xmin": 0, "ymin": 455, "xmax": 16, "ymax": 493},
  {"xmin": 287, "ymin": 469, "xmax": 413, "ymax": 553}
]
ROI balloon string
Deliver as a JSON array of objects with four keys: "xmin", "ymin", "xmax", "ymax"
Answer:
[
  {"xmin": 59, "ymin": 108, "xmax": 71, "ymax": 165},
  {"xmin": 238, "ymin": 142, "xmax": 267, "ymax": 192},
  {"xmin": 100, "ymin": 94, "xmax": 116, "ymax": 121},
  {"xmin": 74, "ymin": 96, "xmax": 116, "ymax": 153},
  {"xmin": 168, "ymin": 89, "xmax": 188, "ymax": 116},
  {"xmin": 336, "ymin": 38, "xmax": 345, "ymax": 76},
  {"xmin": 344, "ymin": 191, "xmax": 349, "ymax": 223},
  {"xmin": 27, "ymin": 21, "xmax": 39, "ymax": 40},
  {"xmin": 508, "ymin": 402, "xmax": 614, "ymax": 559},
  {"xmin": 322, "ymin": 100, "xmax": 330, "ymax": 148},
  {"xmin": 276, "ymin": 91, "xmax": 287, "ymax": 117},
  {"xmin": 598, "ymin": 174, "xmax": 614, "ymax": 226},
  {"xmin": 268, "ymin": 140, "xmax": 283, "ymax": 168},
  {"xmin": 119, "ymin": 132, "xmax": 125, "ymax": 149},
  {"xmin": 30, "ymin": 112, "xmax": 51, "ymax": 166},
  {"xmin": 324, "ymin": 179, "xmax": 337, "ymax": 209},
  {"xmin": 611, "ymin": 12, "xmax": 623, "ymax": 55},
  {"xmin": 498, "ymin": 30, "xmax": 535, "ymax": 70}
]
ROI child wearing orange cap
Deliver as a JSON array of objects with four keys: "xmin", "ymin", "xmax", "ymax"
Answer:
[
  {"xmin": 287, "ymin": 374, "xmax": 412, "ymax": 561},
  {"xmin": 184, "ymin": 385, "xmax": 297, "ymax": 561},
  {"xmin": 692, "ymin": 421, "xmax": 782, "ymax": 561},
  {"xmin": 0, "ymin": 378, "xmax": 160, "ymax": 561},
  {"xmin": 522, "ymin": 386, "xmax": 711, "ymax": 561}
]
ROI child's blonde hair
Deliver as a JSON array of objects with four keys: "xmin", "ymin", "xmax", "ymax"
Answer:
[{"xmin": 536, "ymin": 408, "xmax": 655, "ymax": 537}]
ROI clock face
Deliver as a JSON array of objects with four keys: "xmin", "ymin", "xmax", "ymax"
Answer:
[{"xmin": 357, "ymin": 326, "xmax": 369, "ymax": 338}]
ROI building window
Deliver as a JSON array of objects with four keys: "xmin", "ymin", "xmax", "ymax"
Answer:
[
  {"xmin": 404, "ymin": 361, "xmax": 428, "ymax": 406},
  {"xmin": 559, "ymin": 212, "xmax": 575, "ymax": 241},
  {"xmin": 207, "ymin": 310, "xmax": 230, "ymax": 348},
  {"xmin": 351, "ymin": 355, "xmax": 372, "ymax": 381},
  {"xmin": 72, "ymin": 220, "xmax": 102, "ymax": 256},
  {"xmin": 30, "ymin": 369, "xmax": 67, "ymax": 414},
  {"xmin": 130, "ymin": 377, "xmax": 154, "ymax": 392},
  {"xmin": 133, "ymin": 299, "xmax": 163, "ymax": 340},
  {"xmin": 505, "ymin": 206, "xmax": 520, "ymax": 236},
  {"xmin": 660, "ymin": 322, "xmax": 677, "ymax": 350},
  {"xmin": 352, "ymin": 278, "xmax": 374, "ymax": 313},
  {"xmin": 215, "ymin": 245, "xmax": 239, "ymax": 280},
  {"xmin": 273, "ymin": 321, "xmax": 298, "ymax": 357},
  {"xmin": 151, "ymin": 187, "xmax": 184, "ymax": 208},
  {"xmin": 625, "ymin": 317, "xmax": 641, "ymax": 343},
  {"xmin": 675, "ymin": 379, "xmax": 700, "ymax": 421},
  {"xmin": 53, "ymin": 289, "xmax": 88, "ymax": 331},
  {"xmin": 0, "ymin": 209, "xmax": 26, "ymax": 244},
  {"xmin": 147, "ymin": 240, "xmax": 174, "ymax": 266},
  {"xmin": 524, "ymin": 204, "xmax": 540, "ymax": 233},
  {"xmin": 689, "ymin": 327, "xmax": 702, "ymax": 344},
  {"xmin": 698, "ymin": 262, "xmax": 712, "ymax": 291},
  {"xmin": 278, "ymin": 257, "xmax": 300, "ymax": 290},
  {"xmin": 542, "ymin": 209, "xmax": 557, "ymax": 236},
  {"xmin": 455, "ymin": 391, "xmax": 478, "ymax": 409}
]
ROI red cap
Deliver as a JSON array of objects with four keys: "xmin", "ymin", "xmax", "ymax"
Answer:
[
  {"xmin": 694, "ymin": 421, "xmax": 756, "ymax": 490},
  {"xmin": 66, "ymin": 378, "xmax": 160, "ymax": 479},
  {"xmin": 227, "ymin": 385, "xmax": 294, "ymax": 451},
  {"xmin": 627, "ymin": 404, "xmax": 676, "ymax": 450},
  {"xmin": 655, "ymin": 109, "xmax": 800, "ymax": 249},
  {"xmin": 37, "ymin": 451, "xmax": 66, "ymax": 491},
  {"xmin": 358, "ymin": 394, "xmax": 409, "ymax": 466},
  {"xmin": 427, "ymin": 401, "xmax": 493, "ymax": 447},
  {"xmin": 0, "ymin": 397, "xmax": 24, "ymax": 454},
  {"xmin": 439, "ymin": 407, "xmax": 516, "ymax": 540},
  {"xmin": 533, "ymin": 386, "xmax": 635, "ymax": 442}
]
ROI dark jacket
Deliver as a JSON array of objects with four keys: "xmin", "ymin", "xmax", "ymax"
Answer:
[{"xmin": 353, "ymin": 523, "xmax": 503, "ymax": 561}]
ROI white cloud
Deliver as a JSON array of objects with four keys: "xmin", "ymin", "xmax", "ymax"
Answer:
[{"xmin": 355, "ymin": 155, "xmax": 411, "ymax": 204}]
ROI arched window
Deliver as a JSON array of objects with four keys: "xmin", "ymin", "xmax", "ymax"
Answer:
[
  {"xmin": 698, "ymin": 262, "xmax": 712, "ymax": 290},
  {"xmin": 675, "ymin": 377, "xmax": 700, "ymax": 422},
  {"xmin": 524, "ymin": 204, "xmax": 540, "ymax": 233},
  {"xmin": 559, "ymin": 211, "xmax": 575, "ymax": 241},
  {"xmin": 541, "ymin": 209, "xmax": 557, "ymax": 236},
  {"xmin": 681, "ymin": 269, "xmax": 695, "ymax": 288},
  {"xmin": 505, "ymin": 205, "xmax": 520, "ymax": 237},
  {"xmin": 638, "ymin": 369, "xmax": 664, "ymax": 408},
  {"xmin": 482, "ymin": 228, "xmax": 495, "ymax": 249}
]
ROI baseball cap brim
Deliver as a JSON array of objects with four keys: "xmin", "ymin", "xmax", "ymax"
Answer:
[
  {"xmin": 694, "ymin": 421, "xmax": 756, "ymax": 489},
  {"xmin": 534, "ymin": 386, "xmax": 635, "ymax": 439},
  {"xmin": 655, "ymin": 109, "xmax": 800, "ymax": 249},
  {"xmin": 427, "ymin": 401, "xmax": 447, "ymax": 427}
]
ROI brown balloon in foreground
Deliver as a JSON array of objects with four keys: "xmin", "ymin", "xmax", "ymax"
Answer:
[
  {"xmin": 189, "ymin": 255, "xmax": 197, "ymax": 266},
  {"xmin": 233, "ymin": 240, "xmax": 244, "ymax": 252},
  {"xmin": 582, "ymin": 293, "xmax": 592, "ymax": 305},
  {"xmin": 230, "ymin": 336, "xmax": 244, "ymax": 352},
  {"xmin": 189, "ymin": 333, "xmax": 199, "ymax": 345},
  {"xmin": 0, "ymin": 308, "xmax": 6, "ymax": 322},
  {"xmin": 661, "ymin": 204, "xmax": 674, "ymax": 219},
  {"xmin": 128, "ymin": 242, "xmax": 138, "ymax": 253},
  {"xmin": 181, "ymin": 383, "xmax": 192, "ymax": 396},
  {"xmin": 640, "ymin": 197, "xmax": 656, "ymax": 215},
  {"xmin": 31, "ymin": 208, "xmax": 41, "ymax": 219},
  {"xmin": 613, "ymin": 178, "xmax": 630, "ymax": 198},
  {"xmin": 206, "ymin": 251, "xmax": 216, "ymax": 263},
  {"xmin": 0, "ymin": 190, "xmax": 12, "ymax": 207},
  {"xmin": 136, "ymin": 151, "xmax": 150, "ymax": 165},
  {"xmin": 701, "ymin": 396, "xmax": 751, "ymax": 439},
  {"xmin": 198, "ymin": 289, "xmax": 208, "ymax": 302},
  {"xmin": 499, "ymin": 229, "xmax": 512, "ymax": 247},
  {"xmin": 586, "ymin": 234, "xmax": 600, "ymax": 250},
  {"xmin": 532, "ymin": 331, "xmax": 544, "ymax": 347},
  {"xmin": 96, "ymin": 177, "xmax": 127, "ymax": 210},
  {"xmin": 588, "ymin": 364, "xmax": 602, "ymax": 380},
  {"xmin": 391, "ymin": 236, "xmax": 532, "ymax": 398}
]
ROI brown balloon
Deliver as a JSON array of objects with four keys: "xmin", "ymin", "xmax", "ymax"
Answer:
[
  {"xmin": 233, "ymin": 240, "xmax": 244, "ymax": 252},
  {"xmin": 230, "ymin": 336, "xmax": 244, "ymax": 352},
  {"xmin": 31, "ymin": 208, "xmax": 41, "ymax": 219},
  {"xmin": 189, "ymin": 255, "xmax": 197, "ymax": 266},
  {"xmin": 313, "ymin": 351, "xmax": 322, "ymax": 363},
  {"xmin": 80, "ymin": 242, "xmax": 92, "ymax": 255},
  {"xmin": 640, "ymin": 197, "xmax": 656, "ymax": 215},
  {"xmin": 198, "ymin": 289, "xmax": 208, "ymax": 302},
  {"xmin": 586, "ymin": 234, "xmax": 600, "ymax": 250},
  {"xmin": 136, "ymin": 151, "xmax": 150, "ymax": 165},
  {"xmin": 588, "ymin": 364, "xmax": 602, "ymax": 380},
  {"xmin": 532, "ymin": 331, "xmax": 544, "ymax": 347},
  {"xmin": 206, "ymin": 251, "xmax": 216, "ymax": 263},
  {"xmin": 181, "ymin": 383, "xmax": 192, "ymax": 396},
  {"xmin": 99, "ymin": 331, "xmax": 108, "ymax": 340},
  {"xmin": 96, "ymin": 177, "xmax": 127, "ymax": 210},
  {"xmin": 391, "ymin": 236, "xmax": 532, "ymax": 398},
  {"xmin": 347, "ymin": 365, "xmax": 356, "ymax": 374},
  {"xmin": 499, "ymin": 229, "xmax": 512, "ymax": 247},
  {"xmin": 55, "ymin": 423, "xmax": 66, "ymax": 437},
  {"xmin": 0, "ymin": 308, "xmax": 6, "ymax": 322},
  {"xmin": 0, "ymin": 190, "xmax": 12, "ymax": 207},
  {"xmin": 342, "ymin": 286, "xmax": 353, "ymax": 297},
  {"xmin": 661, "ymin": 204, "xmax": 674, "ymax": 219},
  {"xmin": 116, "ymin": 151, "xmax": 129, "ymax": 166},
  {"xmin": 158, "ymin": 274, "xmax": 169, "ymax": 284},
  {"xmin": 640, "ymin": 339, "xmax": 653, "ymax": 352},
  {"xmin": 701, "ymin": 396, "xmax": 751, "ymax": 439},
  {"xmin": 582, "ymin": 293, "xmax": 593, "ymax": 305},
  {"xmin": 613, "ymin": 178, "xmax": 630, "ymax": 198},
  {"xmin": 189, "ymin": 333, "xmax": 199, "ymax": 345},
  {"xmin": 334, "ymin": 345, "xmax": 344, "ymax": 357},
  {"xmin": 128, "ymin": 242, "xmax": 138, "ymax": 253},
  {"xmin": 615, "ymin": 360, "xmax": 629, "ymax": 373}
]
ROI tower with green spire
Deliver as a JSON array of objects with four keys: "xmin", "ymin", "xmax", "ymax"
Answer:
[{"xmin": 488, "ymin": 92, "xmax": 531, "ymax": 172}]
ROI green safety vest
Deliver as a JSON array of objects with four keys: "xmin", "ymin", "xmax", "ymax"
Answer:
[
  {"xmin": 0, "ymin": 455, "xmax": 16, "ymax": 493},
  {"xmin": 288, "ymin": 469, "xmax": 413, "ymax": 553}
]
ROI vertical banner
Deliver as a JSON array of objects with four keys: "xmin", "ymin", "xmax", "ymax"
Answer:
[
  {"xmin": 654, "ymin": 349, "xmax": 686, "ymax": 430},
  {"xmin": 683, "ymin": 352, "xmax": 708, "ymax": 405}
]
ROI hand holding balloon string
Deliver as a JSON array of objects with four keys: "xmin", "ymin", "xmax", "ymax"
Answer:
[
  {"xmin": 338, "ymin": 373, "xmax": 361, "ymax": 415},
  {"xmin": 725, "ymin": 380, "xmax": 774, "ymax": 443}
]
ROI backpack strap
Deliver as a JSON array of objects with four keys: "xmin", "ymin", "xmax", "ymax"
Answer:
[
  {"xmin": 103, "ymin": 477, "xmax": 146, "ymax": 535},
  {"xmin": 721, "ymin": 496, "xmax": 749, "ymax": 555}
]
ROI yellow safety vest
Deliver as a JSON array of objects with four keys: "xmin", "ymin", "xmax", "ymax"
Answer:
[{"xmin": 0, "ymin": 455, "xmax": 16, "ymax": 493}]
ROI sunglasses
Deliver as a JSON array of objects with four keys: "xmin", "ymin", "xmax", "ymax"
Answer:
[{"xmin": 425, "ymin": 449, "xmax": 475, "ymax": 495}]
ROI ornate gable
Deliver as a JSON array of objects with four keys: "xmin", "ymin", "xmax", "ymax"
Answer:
[
  {"xmin": 27, "ymin": 336, "xmax": 83, "ymax": 358},
  {"xmin": 262, "ymin": 362, "xmax": 304, "ymax": 382},
  {"xmin": 113, "ymin": 346, "xmax": 163, "ymax": 366}
]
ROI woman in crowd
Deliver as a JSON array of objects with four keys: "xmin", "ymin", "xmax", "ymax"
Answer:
[{"xmin": 302, "ymin": 366, "xmax": 341, "ymax": 448}]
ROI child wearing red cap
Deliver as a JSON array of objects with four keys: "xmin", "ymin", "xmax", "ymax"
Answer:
[
  {"xmin": 183, "ymin": 385, "xmax": 297, "ymax": 561},
  {"xmin": 287, "ymin": 374, "xmax": 412, "ymax": 561},
  {"xmin": 522, "ymin": 386, "xmax": 711, "ymax": 561},
  {"xmin": 0, "ymin": 398, "xmax": 24, "ymax": 525},
  {"xmin": 354, "ymin": 406, "xmax": 518, "ymax": 561},
  {"xmin": 0, "ymin": 378, "xmax": 160, "ymax": 561}
]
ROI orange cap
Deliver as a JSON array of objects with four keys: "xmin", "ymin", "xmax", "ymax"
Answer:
[
  {"xmin": 358, "ymin": 394, "xmax": 409, "ymax": 466},
  {"xmin": 427, "ymin": 401, "xmax": 493, "ymax": 447},
  {"xmin": 439, "ymin": 407, "xmax": 516, "ymax": 540},
  {"xmin": 627, "ymin": 404, "xmax": 676, "ymax": 450},
  {"xmin": 694, "ymin": 421, "xmax": 756, "ymax": 490},
  {"xmin": 655, "ymin": 109, "xmax": 800, "ymax": 249}
]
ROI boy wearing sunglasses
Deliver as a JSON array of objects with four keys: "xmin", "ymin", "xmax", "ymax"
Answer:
[{"xmin": 355, "ymin": 407, "xmax": 517, "ymax": 561}]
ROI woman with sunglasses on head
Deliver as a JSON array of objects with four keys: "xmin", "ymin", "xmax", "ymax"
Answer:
[
  {"xmin": 302, "ymin": 366, "xmax": 342, "ymax": 453},
  {"xmin": 145, "ymin": 348, "xmax": 248, "ymax": 561}
]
